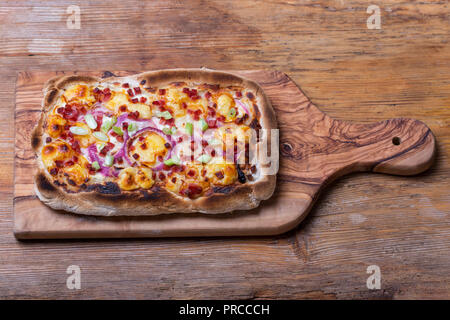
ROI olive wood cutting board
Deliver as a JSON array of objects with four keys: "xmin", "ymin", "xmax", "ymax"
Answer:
[{"xmin": 13, "ymin": 70, "xmax": 436, "ymax": 239}]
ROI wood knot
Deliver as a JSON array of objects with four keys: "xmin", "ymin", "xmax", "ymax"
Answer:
[
  {"xmin": 392, "ymin": 137, "xmax": 401, "ymax": 145},
  {"xmin": 282, "ymin": 142, "xmax": 293, "ymax": 154}
]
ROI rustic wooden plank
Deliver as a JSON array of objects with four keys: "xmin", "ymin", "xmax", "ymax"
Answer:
[
  {"xmin": 0, "ymin": 0, "xmax": 448, "ymax": 299},
  {"xmin": 13, "ymin": 69, "xmax": 435, "ymax": 239}
]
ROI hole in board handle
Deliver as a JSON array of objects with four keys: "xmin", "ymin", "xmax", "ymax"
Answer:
[{"xmin": 392, "ymin": 137, "xmax": 401, "ymax": 145}]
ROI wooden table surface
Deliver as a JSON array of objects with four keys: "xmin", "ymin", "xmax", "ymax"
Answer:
[{"xmin": 0, "ymin": 0, "xmax": 449, "ymax": 299}]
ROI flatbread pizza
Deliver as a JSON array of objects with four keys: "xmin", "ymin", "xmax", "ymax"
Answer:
[{"xmin": 32, "ymin": 69, "xmax": 278, "ymax": 216}]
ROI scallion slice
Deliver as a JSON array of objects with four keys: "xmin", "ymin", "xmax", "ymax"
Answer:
[
  {"xmin": 155, "ymin": 111, "xmax": 172, "ymax": 120},
  {"xmin": 185, "ymin": 122, "xmax": 193, "ymax": 135},
  {"xmin": 104, "ymin": 155, "xmax": 114, "ymax": 167},
  {"xmin": 127, "ymin": 123, "xmax": 137, "ymax": 133},
  {"xmin": 228, "ymin": 107, "xmax": 236, "ymax": 118},
  {"xmin": 101, "ymin": 116, "xmax": 116, "ymax": 133},
  {"xmin": 164, "ymin": 156, "xmax": 180, "ymax": 166},
  {"xmin": 163, "ymin": 127, "xmax": 172, "ymax": 135},
  {"xmin": 93, "ymin": 131, "xmax": 108, "ymax": 142},
  {"xmin": 84, "ymin": 114, "xmax": 97, "ymax": 130},
  {"xmin": 112, "ymin": 126, "xmax": 123, "ymax": 136},
  {"xmin": 69, "ymin": 126, "xmax": 89, "ymax": 135},
  {"xmin": 97, "ymin": 143, "xmax": 105, "ymax": 153},
  {"xmin": 92, "ymin": 161, "xmax": 100, "ymax": 170},
  {"xmin": 199, "ymin": 118, "xmax": 208, "ymax": 132}
]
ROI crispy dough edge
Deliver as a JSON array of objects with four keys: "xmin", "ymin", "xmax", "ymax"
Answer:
[{"xmin": 33, "ymin": 69, "xmax": 278, "ymax": 216}]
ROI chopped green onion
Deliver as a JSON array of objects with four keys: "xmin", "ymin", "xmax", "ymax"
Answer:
[
  {"xmin": 164, "ymin": 156, "xmax": 180, "ymax": 166},
  {"xmin": 170, "ymin": 126, "xmax": 177, "ymax": 134},
  {"xmin": 69, "ymin": 126, "xmax": 89, "ymax": 135},
  {"xmin": 104, "ymin": 155, "xmax": 114, "ymax": 167},
  {"xmin": 97, "ymin": 143, "xmax": 105, "ymax": 153},
  {"xmin": 92, "ymin": 161, "xmax": 100, "ymax": 170},
  {"xmin": 127, "ymin": 123, "xmax": 137, "ymax": 132},
  {"xmin": 112, "ymin": 126, "xmax": 123, "ymax": 136},
  {"xmin": 185, "ymin": 122, "xmax": 193, "ymax": 135},
  {"xmin": 155, "ymin": 111, "xmax": 172, "ymax": 120},
  {"xmin": 228, "ymin": 107, "xmax": 236, "ymax": 118},
  {"xmin": 197, "ymin": 154, "xmax": 211, "ymax": 163},
  {"xmin": 162, "ymin": 127, "xmax": 172, "ymax": 135},
  {"xmin": 199, "ymin": 118, "xmax": 208, "ymax": 132},
  {"xmin": 84, "ymin": 114, "xmax": 97, "ymax": 130},
  {"xmin": 101, "ymin": 116, "xmax": 116, "ymax": 133},
  {"xmin": 93, "ymin": 131, "xmax": 108, "ymax": 142}
]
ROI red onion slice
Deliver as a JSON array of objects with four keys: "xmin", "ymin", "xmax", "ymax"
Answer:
[
  {"xmin": 235, "ymin": 99, "xmax": 250, "ymax": 115},
  {"xmin": 116, "ymin": 113, "xmax": 129, "ymax": 127},
  {"xmin": 87, "ymin": 144, "xmax": 118, "ymax": 177}
]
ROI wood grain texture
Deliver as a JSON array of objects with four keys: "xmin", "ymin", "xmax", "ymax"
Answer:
[
  {"xmin": 14, "ymin": 70, "xmax": 435, "ymax": 239},
  {"xmin": 0, "ymin": 0, "xmax": 449, "ymax": 299}
]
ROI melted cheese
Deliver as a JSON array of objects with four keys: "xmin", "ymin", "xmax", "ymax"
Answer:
[
  {"xmin": 135, "ymin": 167, "xmax": 154, "ymax": 189},
  {"xmin": 105, "ymin": 92, "xmax": 152, "ymax": 118},
  {"xmin": 166, "ymin": 171, "xmax": 184, "ymax": 193},
  {"xmin": 127, "ymin": 103, "xmax": 152, "ymax": 119},
  {"xmin": 41, "ymin": 141, "xmax": 73, "ymax": 168},
  {"xmin": 216, "ymin": 93, "xmax": 236, "ymax": 122},
  {"xmin": 205, "ymin": 163, "xmax": 237, "ymax": 186},
  {"xmin": 46, "ymin": 115, "xmax": 67, "ymax": 138},
  {"xmin": 105, "ymin": 91, "xmax": 129, "ymax": 111},
  {"xmin": 72, "ymin": 122, "xmax": 96, "ymax": 148},
  {"xmin": 63, "ymin": 84, "xmax": 95, "ymax": 105},
  {"xmin": 132, "ymin": 132, "xmax": 167, "ymax": 165},
  {"xmin": 41, "ymin": 80, "xmax": 259, "ymax": 195},
  {"xmin": 117, "ymin": 167, "xmax": 139, "ymax": 190},
  {"xmin": 62, "ymin": 162, "xmax": 89, "ymax": 185},
  {"xmin": 166, "ymin": 164, "xmax": 210, "ymax": 196}
]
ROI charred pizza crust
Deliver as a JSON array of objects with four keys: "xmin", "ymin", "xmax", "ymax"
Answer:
[{"xmin": 32, "ymin": 69, "xmax": 277, "ymax": 216}]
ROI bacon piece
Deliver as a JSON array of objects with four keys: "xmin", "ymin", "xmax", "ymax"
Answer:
[
  {"xmin": 65, "ymin": 160, "xmax": 74, "ymax": 167},
  {"xmin": 128, "ymin": 111, "xmax": 140, "ymax": 120},
  {"xmin": 207, "ymin": 107, "xmax": 216, "ymax": 117},
  {"xmin": 182, "ymin": 184, "xmax": 202, "ymax": 199},
  {"xmin": 217, "ymin": 115, "xmax": 226, "ymax": 123},
  {"xmin": 187, "ymin": 169, "xmax": 196, "ymax": 177},
  {"xmin": 206, "ymin": 119, "xmax": 217, "ymax": 128}
]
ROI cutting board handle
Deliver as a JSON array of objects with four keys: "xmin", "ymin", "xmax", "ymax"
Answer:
[{"xmin": 321, "ymin": 117, "xmax": 436, "ymax": 177}]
